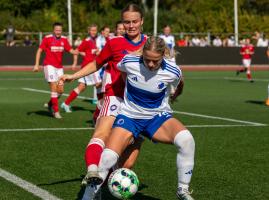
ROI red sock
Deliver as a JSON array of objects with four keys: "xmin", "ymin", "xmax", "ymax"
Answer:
[
  {"xmin": 51, "ymin": 97, "xmax": 59, "ymax": 112},
  {"xmin": 85, "ymin": 138, "xmax": 105, "ymax": 167},
  {"xmin": 65, "ymin": 90, "xmax": 78, "ymax": 105},
  {"xmin": 247, "ymin": 73, "xmax": 252, "ymax": 80}
]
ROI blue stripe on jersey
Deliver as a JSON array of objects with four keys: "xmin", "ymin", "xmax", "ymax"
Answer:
[
  {"xmin": 164, "ymin": 61, "xmax": 181, "ymax": 77},
  {"xmin": 122, "ymin": 57, "xmax": 140, "ymax": 64},
  {"xmin": 126, "ymin": 80, "xmax": 166, "ymax": 109}
]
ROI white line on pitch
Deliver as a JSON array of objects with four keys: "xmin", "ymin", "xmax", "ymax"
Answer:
[
  {"xmin": 0, "ymin": 168, "xmax": 62, "ymax": 200},
  {"xmin": 174, "ymin": 111, "xmax": 266, "ymax": 126},
  {"xmin": 0, "ymin": 127, "xmax": 94, "ymax": 132},
  {"xmin": 22, "ymin": 87, "xmax": 266, "ymax": 126},
  {"xmin": 186, "ymin": 124, "xmax": 266, "ymax": 128},
  {"xmin": 0, "ymin": 124, "xmax": 265, "ymax": 133},
  {"xmin": 224, "ymin": 77, "xmax": 269, "ymax": 82},
  {"xmin": 22, "ymin": 87, "xmax": 95, "ymax": 100},
  {"xmin": 0, "ymin": 78, "xmax": 42, "ymax": 81}
]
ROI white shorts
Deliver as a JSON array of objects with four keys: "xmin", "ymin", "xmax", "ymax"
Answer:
[
  {"xmin": 242, "ymin": 59, "xmax": 251, "ymax": 68},
  {"xmin": 44, "ymin": 65, "xmax": 64, "ymax": 82},
  {"xmin": 78, "ymin": 71, "xmax": 102, "ymax": 86},
  {"xmin": 98, "ymin": 96, "xmax": 123, "ymax": 118},
  {"xmin": 101, "ymin": 71, "xmax": 112, "ymax": 93}
]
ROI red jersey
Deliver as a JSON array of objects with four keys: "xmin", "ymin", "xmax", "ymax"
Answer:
[
  {"xmin": 39, "ymin": 34, "xmax": 71, "ymax": 68},
  {"xmin": 96, "ymin": 34, "xmax": 147, "ymax": 98},
  {"xmin": 78, "ymin": 37, "xmax": 98, "ymax": 68},
  {"xmin": 240, "ymin": 44, "xmax": 254, "ymax": 59}
]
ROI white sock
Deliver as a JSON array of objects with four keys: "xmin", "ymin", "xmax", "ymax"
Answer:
[
  {"xmin": 98, "ymin": 148, "xmax": 119, "ymax": 182},
  {"xmin": 174, "ymin": 130, "xmax": 195, "ymax": 191}
]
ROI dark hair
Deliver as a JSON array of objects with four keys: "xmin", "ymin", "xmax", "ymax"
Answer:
[
  {"xmin": 100, "ymin": 26, "xmax": 110, "ymax": 32},
  {"xmin": 115, "ymin": 20, "xmax": 123, "ymax": 29},
  {"xmin": 163, "ymin": 25, "xmax": 170, "ymax": 29},
  {"xmin": 121, "ymin": 3, "xmax": 144, "ymax": 19},
  {"xmin": 53, "ymin": 22, "xmax": 63, "ymax": 28}
]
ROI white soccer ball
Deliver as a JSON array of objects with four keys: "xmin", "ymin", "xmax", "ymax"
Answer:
[{"xmin": 108, "ymin": 168, "xmax": 139, "ymax": 199}]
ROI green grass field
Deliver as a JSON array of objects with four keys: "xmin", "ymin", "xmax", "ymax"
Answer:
[{"xmin": 0, "ymin": 70, "xmax": 269, "ymax": 200}]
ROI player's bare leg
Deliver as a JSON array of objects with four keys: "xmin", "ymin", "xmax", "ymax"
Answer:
[{"xmin": 61, "ymin": 82, "xmax": 86, "ymax": 113}]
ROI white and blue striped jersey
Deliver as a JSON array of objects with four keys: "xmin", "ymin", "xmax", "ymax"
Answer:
[
  {"xmin": 117, "ymin": 54, "xmax": 182, "ymax": 119},
  {"xmin": 159, "ymin": 34, "xmax": 175, "ymax": 50}
]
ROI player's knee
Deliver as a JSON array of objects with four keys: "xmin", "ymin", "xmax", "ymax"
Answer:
[{"xmin": 174, "ymin": 130, "xmax": 195, "ymax": 152}]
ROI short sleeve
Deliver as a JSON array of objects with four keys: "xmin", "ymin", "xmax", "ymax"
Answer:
[
  {"xmin": 117, "ymin": 59, "xmax": 126, "ymax": 72},
  {"xmin": 39, "ymin": 38, "xmax": 47, "ymax": 50}
]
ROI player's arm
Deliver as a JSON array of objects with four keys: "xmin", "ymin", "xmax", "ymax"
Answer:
[
  {"xmin": 170, "ymin": 78, "xmax": 184, "ymax": 103},
  {"xmin": 60, "ymin": 61, "xmax": 101, "ymax": 83},
  {"xmin": 71, "ymin": 50, "xmax": 78, "ymax": 70},
  {"xmin": 33, "ymin": 48, "xmax": 43, "ymax": 72},
  {"xmin": 267, "ymin": 48, "xmax": 269, "ymax": 58}
]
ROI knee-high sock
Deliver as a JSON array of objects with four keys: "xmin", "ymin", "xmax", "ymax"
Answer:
[
  {"xmin": 98, "ymin": 148, "xmax": 119, "ymax": 182},
  {"xmin": 51, "ymin": 92, "xmax": 59, "ymax": 112},
  {"xmin": 85, "ymin": 138, "xmax": 105, "ymax": 171},
  {"xmin": 246, "ymin": 69, "xmax": 252, "ymax": 80},
  {"xmin": 174, "ymin": 130, "xmax": 195, "ymax": 190},
  {"xmin": 65, "ymin": 88, "xmax": 79, "ymax": 105}
]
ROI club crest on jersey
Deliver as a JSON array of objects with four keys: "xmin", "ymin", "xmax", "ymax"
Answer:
[
  {"xmin": 130, "ymin": 75, "xmax": 138, "ymax": 82},
  {"xmin": 61, "ymin": 42, "xmax": 64, "ymax": 46},
  {"xmin": 117, "ymin": 118, "xmax": 124, "ymax": 125},
  {"xmin": 110, "ymin": 104, "xmax": 117, "ymax": 111},
  {"xmin": 158, "ymin": 82, "xmax": 165, "ymax": 89}
]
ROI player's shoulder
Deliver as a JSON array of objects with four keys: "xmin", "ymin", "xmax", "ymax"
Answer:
[
  {"xmin": 61, "ymin": 35, "xmax": 68, "ymax": 39},
  {"xmin": 162, "ymin": 58, "xmax": 181, "ymax": 78},
  {"xmin": 44, "ymin": 34, "xmax": 53, "ymax": 38},
  {"xmin": 122, "ymin": 54, "xmax": 141, "ymax": 65}
]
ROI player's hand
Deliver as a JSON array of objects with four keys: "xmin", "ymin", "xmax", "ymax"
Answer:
[
  {"xmin": 59, "ymin": 74, "xmax": 75, "ymax": 85},
  {"xmin": 33, "ymin": 65, "xmax": 40, "ymax": 72}
]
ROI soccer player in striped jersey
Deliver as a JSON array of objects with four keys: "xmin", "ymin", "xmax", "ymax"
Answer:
[
  {"xmin": 86, "ymin": 36, "xmax": 195, "ymax": 200},
  {"xmin": 60, "ymin": 4, "xmax": 147, "ymax": 198},
  {"xmin": 33, "ymin": 22, "xmax": 78, "ymax": 119}
]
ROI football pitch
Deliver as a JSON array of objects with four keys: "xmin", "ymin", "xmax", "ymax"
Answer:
[{"xmin": 0, "ymin": 70, "xmax": 268, "ymax": 200}]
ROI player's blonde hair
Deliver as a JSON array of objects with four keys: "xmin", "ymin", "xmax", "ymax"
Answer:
[{"xmin": 143, "ymin": 36, "xmax": 172, "ymax": 59}]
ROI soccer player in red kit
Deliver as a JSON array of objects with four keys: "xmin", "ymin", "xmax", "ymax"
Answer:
[
  {"xmin": 61, "ymin": 24, "xmax": 101, "ymax": 113},
  {"xmin": 236, "ymin": 38, "xmax": 254, "ymax": 82},
  {"xmin": 60, "ymin": 4, "xmax": 147, "ymax": 193},
  {"xmin": 33, "ymin": 22, "xmax": 78, "ymax": 119}
]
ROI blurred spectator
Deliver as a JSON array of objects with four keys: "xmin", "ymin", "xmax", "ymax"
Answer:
[
  {"xmin": 177, "ymin": 35, "xmax": 189, "ymax": 47},
  {"xmin": 199, "ymin": 37, "xmax": 208, "ymax": 47},
  {"xmin": 159, "ymin": 25, "xmax": 176, "ymax": 61},
  {"xmin": 2, "ymin": 24, "xmax": 16, "ymax": 47},
  {"xmin": 227, "ymin": 36, "xmax": 235, "ymax": 47},
  {"xmin": 212, "ymin": 36, "xmax": 222, "ymax": 47},
  {"xmin": 23, "ymin": 36, "xmax": 32, "ymax": 46},
  {"xmin": 257, "ymin": 35, "xmax": 268, "ymax": 47},
  {"xmin": 191, "ymin": 36, "xmax": 200, "ymax": 46},
  {"xmin": 74, "ymin": 36, "xmax": 82, "ymax": 47}
]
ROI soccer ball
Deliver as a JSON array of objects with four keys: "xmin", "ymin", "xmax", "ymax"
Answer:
[{"xmin": 108, "ymin": 168, "xmax": 139, "ymax": 199}]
